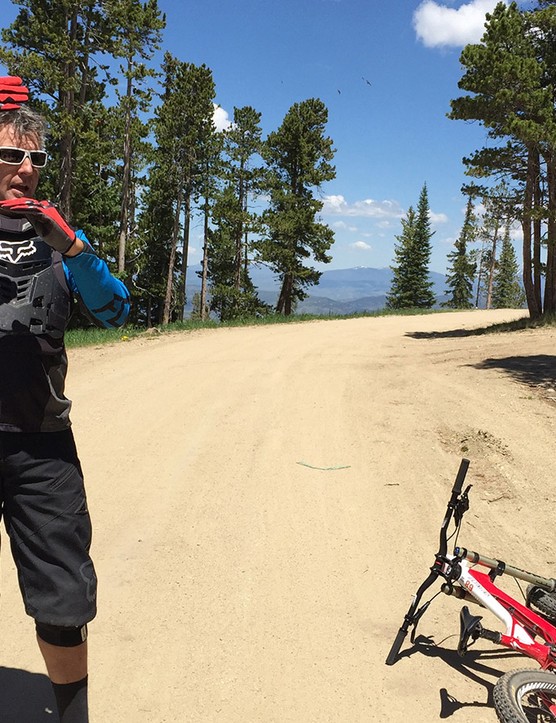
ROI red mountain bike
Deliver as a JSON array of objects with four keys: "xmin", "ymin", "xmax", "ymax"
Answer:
[{"xmin": 385, "ymin": 458, "xmax": 556, "ymax": 722}]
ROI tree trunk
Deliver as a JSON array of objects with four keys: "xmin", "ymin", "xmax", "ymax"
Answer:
[
  {"xmin": 475, "ymin": 243, "xmax": 485, "ymax": 307},
  {"xmin": 179, "ymin": 182, "xmax": 192, "ymax": 321},
  {"xmin": 533, "ymin": 151, "xmax": 542, "ymax": 313},
  {"xmin": 163, "ymin": 185, "xmax": 183, "ymax": 325},
  {"xmin": 200, "ymin": 193, "xmax": 210, "ymax": 321},
  {"xmin": 234, "ymin": 169, "xmax": 245, "ymax": 291},
  {"xmin": 485, "ymin": 221, "xmax": 499, "ymax": 310},
  {"xmin": 118, "ymin": 63, "xmax": 134, "ymax": 274},
  {"xmin": 522, "ymin": 147, "xmax": 541, "ymax": 318},
  {"xmin": 59, "ymin": 8, "xmax": 78, "ymax": 218},
  {"xmin": 276, "ymin": 274, "xmax": 292, "ymax": 315},
  {"xmin": 543, "ymin": 154, "xmax": 556, "ymax": 314}
]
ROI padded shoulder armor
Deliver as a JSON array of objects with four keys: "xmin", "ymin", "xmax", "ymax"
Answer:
[{"xmin": 0, "ymin": 216, "xmax": 72, "ymax": 338}]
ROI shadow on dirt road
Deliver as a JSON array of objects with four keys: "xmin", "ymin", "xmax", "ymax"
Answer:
[
  {"xmin": 472, "ymin": 354, "xmax": 556, "ymax": 389},
  {"xmin": 394, "ymin": 634, "xmax": 524, "ymax": 719},
  {"xmin": 0, "ymin": 667, "xmax": 56, "ymax": 722}
]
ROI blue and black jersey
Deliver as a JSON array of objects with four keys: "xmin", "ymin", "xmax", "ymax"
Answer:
[{"xmin": 0, "ymin": 219, "xmax": 130, "ymax": 433}]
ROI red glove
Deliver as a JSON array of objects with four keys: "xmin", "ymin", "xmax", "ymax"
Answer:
[
  {"xmin": 0, "ymin": 198, "xmax": 76, "ymax": 254},
  {"xmin": 0, "ymin": 76, "xmax": 29, "ymax": 110}
]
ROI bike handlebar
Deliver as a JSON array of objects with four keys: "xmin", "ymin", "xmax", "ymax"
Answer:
[
  {"xmin": 452, "ymin": 458, "xmax": 470, "ymax": 497},
  {"xmin": 438, "ymin": 458, "xmax": 469, "ymax": 556},
  {"xmin": 385, "ymin": 627, "xmax": 408, "ymax": 666},
  {"xmin": 385, "ymin": 459, "xmax": 471, "ymax": 666}
]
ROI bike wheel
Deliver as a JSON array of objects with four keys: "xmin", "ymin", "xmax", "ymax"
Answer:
[
  {"xmin": 527, "ymin": 585, "xmax": 556, "ymax": 623},
  {"xmin": 493, "ymin": 669, "xmax": 556, "ymax": 722}
]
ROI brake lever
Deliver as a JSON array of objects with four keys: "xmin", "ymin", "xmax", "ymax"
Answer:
[{"xmin": 454, "ymin": 484, "xmax": 472, "ymax": 527}]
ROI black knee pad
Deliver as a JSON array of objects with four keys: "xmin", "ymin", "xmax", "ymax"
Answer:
[{"xmin": 36, "ymin": 622, "xmax": 88, "ymax": 647}]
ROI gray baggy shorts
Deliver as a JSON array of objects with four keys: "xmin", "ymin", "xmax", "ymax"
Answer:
[{"xmin": 0, "ymin": 429, "xmax": 97, "ymax": 626}]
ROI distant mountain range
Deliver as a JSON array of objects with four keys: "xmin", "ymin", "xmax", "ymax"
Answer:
[{"xmin": 185, "ymin": 264, "xmax": 449, "ymax": 315}]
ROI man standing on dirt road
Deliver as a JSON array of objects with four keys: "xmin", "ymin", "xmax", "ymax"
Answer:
[{"xmin": 0, "ymin": 76, "xmax": 130, "ymax": 722}]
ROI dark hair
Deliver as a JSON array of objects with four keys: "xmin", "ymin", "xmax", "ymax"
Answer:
[{"xmin": 0, "ymin": 105, "xmax": 48, "ymax": 147}]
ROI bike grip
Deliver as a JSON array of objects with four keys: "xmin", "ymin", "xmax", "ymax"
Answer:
[
  {"xmin": 385, "ymin": 627, "xmax": 408, "ymax": 666},
  {"xmin": 452, "ymin": 458, "xmax": 470, "ymax": 495}
]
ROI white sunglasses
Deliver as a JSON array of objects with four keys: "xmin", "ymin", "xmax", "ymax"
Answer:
[{"xmin": 0, "ymin": 146, "xmax": 48, "ymax": 168}]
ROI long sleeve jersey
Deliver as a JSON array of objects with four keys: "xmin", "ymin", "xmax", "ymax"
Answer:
[{"xmin": 64, "ymin": 230, "xmax": 130, "ymax": 329}]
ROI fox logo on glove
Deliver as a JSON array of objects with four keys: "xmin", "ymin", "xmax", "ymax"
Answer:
[{"xmin": 0, "ymin": 238, "xmax": 36, "ymax": 263}]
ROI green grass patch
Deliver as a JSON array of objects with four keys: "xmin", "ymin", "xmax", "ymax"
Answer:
[
  {"xmin": 477, "ymin": 312, "xmax": 556, "ymax": 335},
  {"xmin": 64, "ymin": 307, "xmax": 542, "ymax": 350}
]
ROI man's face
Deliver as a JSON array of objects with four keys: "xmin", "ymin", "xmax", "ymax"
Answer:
[{"xmin": 0, "ymin": 125, "xmax": 40, "ymax": 201}]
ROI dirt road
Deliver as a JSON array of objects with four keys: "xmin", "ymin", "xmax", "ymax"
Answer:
[{"xmin": 1, "ymin": 308, "xmax": 556, "ymax": 722}]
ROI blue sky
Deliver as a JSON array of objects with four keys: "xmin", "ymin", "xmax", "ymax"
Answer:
[
  {"xmin": 157, "ymin": 0, "xmax": 535, "ymax": 274},
  {"xmin": 1, "ymin": 0, "xmax": 535, "ymax": 273}
]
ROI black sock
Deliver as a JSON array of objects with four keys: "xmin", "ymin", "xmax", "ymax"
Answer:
[{"xmin": 51, "ymin": 676, "xmax": 88, "ymax": 723}]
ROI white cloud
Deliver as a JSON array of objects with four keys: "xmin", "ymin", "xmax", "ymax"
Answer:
[
  {"xmin": 351, "ymin": 241, "xmax": 373, "ymax": 251},
  {"xmin": 429, "ymin": 210, "xmax": 449, "ymax": 224},
  {"xmin": 323, "ymin": 194, "xmax": 404, "ymax": 219},
  {"xmin": 332, "ymin": 220, "xmax": 359, "ymax": 232},
  {"xmin": 213, "ymin": 104, "xmax": 232, "ymax": 132},
  {"xmin": 413, "ymin": 0, "xmax": 501, "ymax": 48}
]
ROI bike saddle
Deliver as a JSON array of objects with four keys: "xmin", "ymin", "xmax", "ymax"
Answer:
[{"xmin": 457, "ymin": 605, "xmax": 483, "ymax": 657}]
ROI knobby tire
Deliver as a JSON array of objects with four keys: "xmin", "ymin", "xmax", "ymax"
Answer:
[
  {"xmin": 527, "ymin": 585, "xmax": 556, "ymax": 624},
  {"xmin": 493, "ymin": 669, "xmax": 556, "ymax": 722}
]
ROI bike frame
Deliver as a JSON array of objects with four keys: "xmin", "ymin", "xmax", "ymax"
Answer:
[
  {"xmin": 448, "ymin": 557, "xmax": 556, "ymax": 669},
  {"xmin": 385, "ymin": 458, "xmax": 556, "ymax": 671}
]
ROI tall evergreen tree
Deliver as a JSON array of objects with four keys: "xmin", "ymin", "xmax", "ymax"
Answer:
[
  {"xmin": 223, "ymin": 106, "xmax": 264, "ymax": 291},
  {"xmin": 387, "ymin": 184, "xmax": 436, "ymax": 309},
  {"xmin": 413, "ymin": 183, "xmax": 436, "ymax": 307},
  {"xmin": 386, "ymin": 206, "xmax": 418, "ymax": 309},
  {"xmin": 444, "ymin": 196, "xmax": 477, "ymax": 308},
  {"xmin": 148, "ymin": 55, "xmax": 216, "ymax": 324},
  {"xmin": 479, "ymin": 185, "xmax": 512, "ymax": 309},
  {"xmin": 203, "ymin": 105, "xmax": 266, "ymax": 320},
  {"xmin": 260, "ymin": 98, "xmax": 336, "ymax": 315},
  {"xmin": 107, "ymin": 0, "xmax": 165, "ymax": 275},
  {"xmin": 133, "ymin": 162, "xmax": 174, "ymax": 325},
  {"xmin": 449, "ymin": 1, "xmax": 556, "ymax": 316},
  {"xmin": 472, "ymin": 243, "xmax": 492, "ymax": 308},
  {"xmin": 205, "ymin": 188, "xmax": 269, "ymax": 321},
  {"xmin": 198, "ymin": 121, "xmax": 223, "ymax": 321},
  {"xmin": 492, "ymin": 223, "xmax": 526, "ymax": 308}
]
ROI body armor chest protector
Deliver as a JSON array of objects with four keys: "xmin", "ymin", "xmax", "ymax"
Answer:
[{"xmin": 0, "ymin": 216, "xmax": 72, "ymax": 338}]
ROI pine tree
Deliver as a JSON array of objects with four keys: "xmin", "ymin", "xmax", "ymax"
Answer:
[
  {"xmin": 107, "ymin": 0, "xmax": 165, "ymax": 275},
  {"xmin": 260, "ymin": 98, "xmax": 336, "ymax": 315},
  {"xmin": 492, "ymin": 224, "xmax": 526, "ymax": 308},
  {"xmin": 223, "ymin": 106, "xmax": 264, "ymax": 292},
  {"xmin": 477, "ymin": 184, "xmax": 513, "ymax": 308},
  {"xmin": 413, "ymin": 183, "xmax": 436, "ymax": 308},
  {"xmin": 449, "ymin": 2, "xmax": 556, "ymax": 316},
  {"xmin": 201, "ymin": 105, "xmax": 266, "ymax": 321},
  {"xmin": 198, "ymin": 123, "xmax": 224, "ymax": 321},
  {"xmin": 387, "ymin": 184, "xmax": 435, "ymax": 309},
  {"xmin": 133, "ymin": 163, "xmax": 174, "ymax": 325},
  {"xmin": 444, "ymin": 196, "xmax": 477, "ymax": 308},
  {"xmin": 148, "ymin": 55, "xmax": 216, "ymax": 324},
  {"xmin": 386, "ymin": 207, "xmax": 418, "ymax": 309}
]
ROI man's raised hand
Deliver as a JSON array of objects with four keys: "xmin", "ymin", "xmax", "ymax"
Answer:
[{"xmin": 0, "ymin": 198, "xmax": 76, "ymax": 254}]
